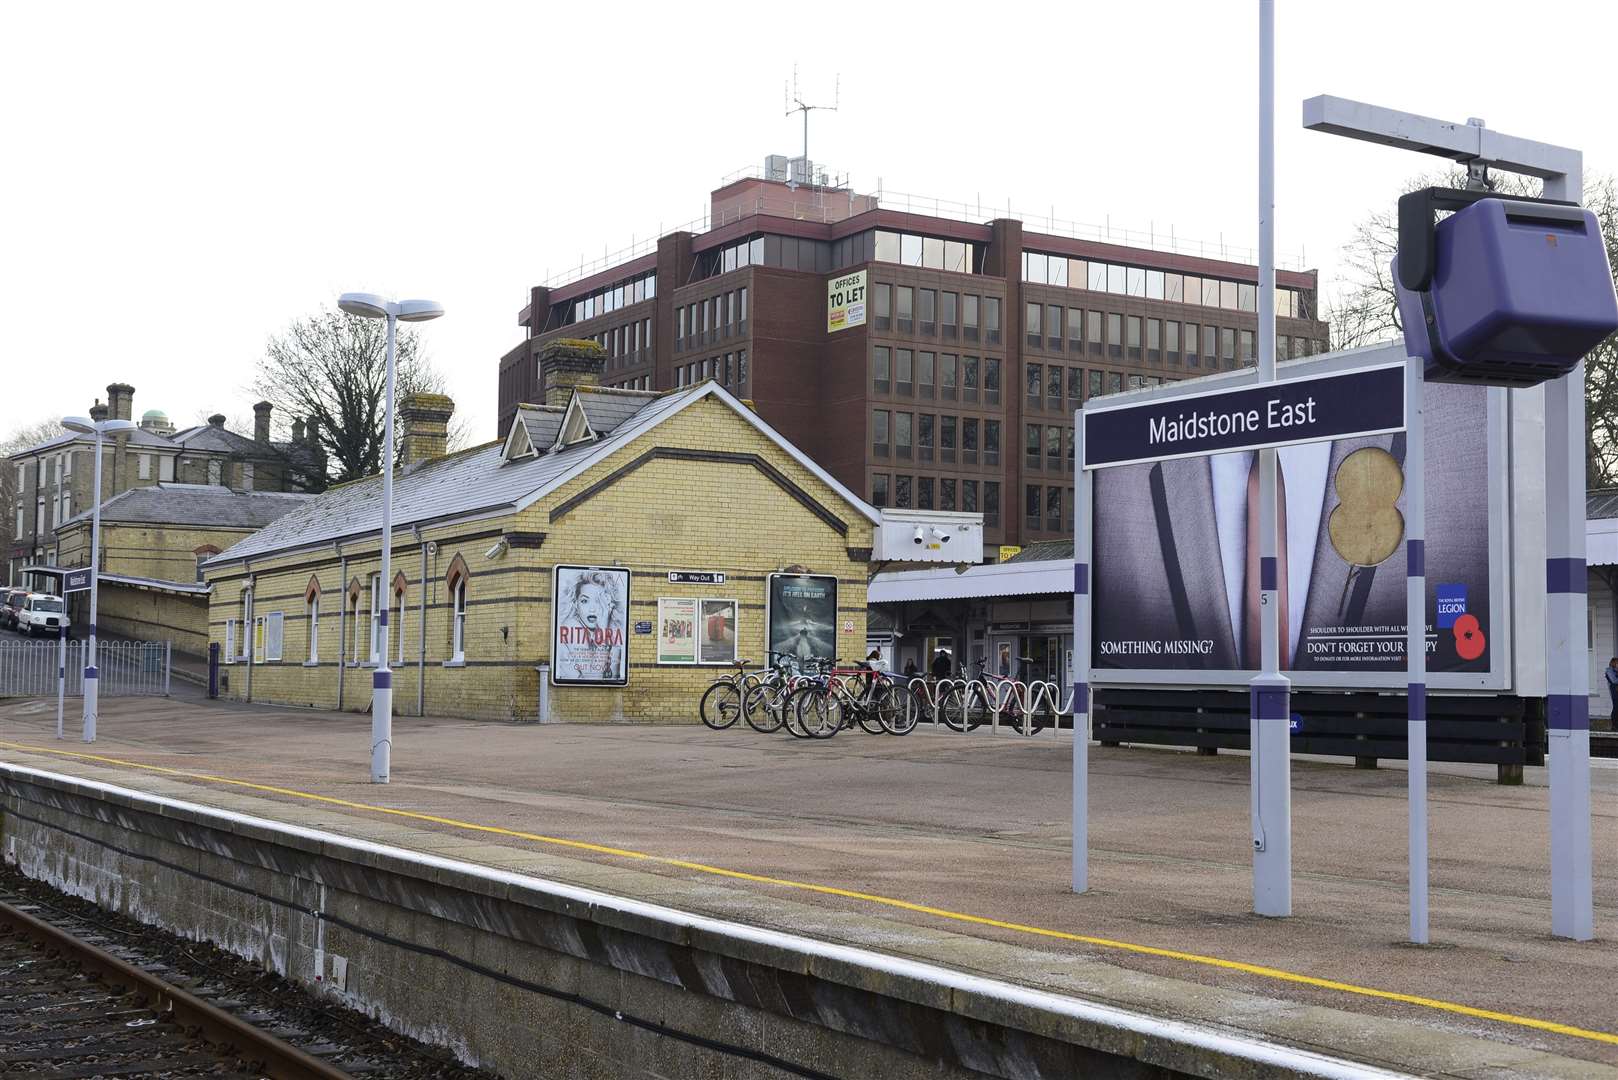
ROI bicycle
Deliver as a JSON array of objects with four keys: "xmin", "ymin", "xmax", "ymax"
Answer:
[
  {"xmin": 698, "ymin": 657, "xmax": 759, "ymax": 730},
  {"xmin": 739, "ymin": 652, "xmax": 818, "ymax": 734},
  {"xmin": 790, "ymin": 658, "xmax": 912, "ymax": 739}
]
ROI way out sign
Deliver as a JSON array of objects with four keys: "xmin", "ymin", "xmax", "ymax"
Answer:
[{"xmin": 1083, "ymin": 361, "xmax": 1406, "ymax": 469}]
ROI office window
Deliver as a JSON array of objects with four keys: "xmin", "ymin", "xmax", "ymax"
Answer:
[
  {"xmin": 726, "ymin": 291, "xmax": 736, "ymax": 329},
  {"xmin": 1127, "ymin": 315, "xmax": 1142, "ymax": 360},
  {"xmin": 941, "ymin": 415, "xmax": 956, "ymax": 463},
  {"xmin": 944, "ymin": 239, "xmax": 970, "ymax": 273},
  {"xmin": 963, "ymin": 479, "xmax": 978, "ymax": 514},
  {"xmin": 1049, "ymin": 255, "xmax": 1068, "ymax": 287},
  {"xmin": 941, "ymin": 292, "xmax": 958, "ymax": 338},
  {"xmin": 737, "ymin": 350, "xmax": 747, "ymax": 389},
  {"xmin": 901, "ymin": 233, "xmax": 923, "ymax": 265},
  {"xmin": 872, "ymin": 474, "xmax": 889, "ymax": 507},
  {"xmin": 1026, "ymin": 363, "xmax": 1042, "ymax": 407},
  {"xmin": 940, "ymin": 353, "xmax": 958, "ymax": 398},
  {"xmin": 963, "ymin": 294, "xmax": 980, "ymax": 341},
  {"xmin": 984, "ymin": 420, "xmax": 1000, "ymax": 466},
  {"xmin": 1047, "ymin": 485, "xmax": 1063, "ymax": 532},
  {"xmin": 1089, "ymin": 370, "xmax": 1103, "ymax": 397},
  {"xmin": 1087, "ymin": 310, "xmax": 1102, "ymax": 354},
  {"xmin": 1026, "ymin": 485, "xmax": 1042, "ymax": 531},
  {"xmin": 1047, "ymin": 425, "xmax": 1062, "ymax": 471},
  {"xmin": 1184, "ymin": 322, "xmax": 1199, "ymax": 365},
  {"xmin": 962, "ymin": 418, "xmax": 978, "ymax": 464},
  {"xmin": 983, "ymin": 482, "xmax": 1000, "ymax": 529},
  {"xmin": 1147, "ymin": 318, "xmax": 1162, "ymax": 360},
  {"xmin": 1238, "ymin": 282, "xmax": 1257, "ymax": 312},
  {"xmin": 1067, "ymin": 308, "xmax": 1083, "ymax": 351},
  {"xmin": 895, "ymin": 412, "xmax": 912, "ymax": 459},
  {"xmin": 873, "ymin": 283, "xmax": 891, "ymax": 330},
  {"xmin": 919, "ymin": 289, "xmax": 936, "ymax": 335},
  {"xmin": 1203, "ymin": 277, "xmax": 1221, "ymax": 307},
  {"xmin": 1294, "ymin": 335, "xmax": 1309, "ymax": 358},
  {"xmin": 984, "ymin": 358, "xmax": 1001, "ymax": 405},
  {"xmin": 917, "ymin": 476, "xmax": 934, "ymax": 510},
  {"xmin": 896, "ymin": 286, "xmax": 913, "ymax": 333},
  {"xmin": 1146, "ymin": 270, "xmax": 1165, "ymax": 300},
  {"xmin": 137, "ymin": 453, "xmax": 151, "ymax": 480},
  {"xmin": 1129, "ymin": 374, "xmax": 1147, "ymax": 390},
  {"xmin": 1025, "ymin": 302, "xmax": 1042, "ymax": 348},
  {"xmin": 940, "ymin": 477, "xmax": 956, "ymax": 512},
  {"xmin": 1221, "ymin": 280, "xmax": 1239, "ymax": 310},
  {"xmin": 1182, "ymin": 275, "xmax": 1201, "ymax": 306},
  {"xmin": 738, "ymin": 287, "xmax": 747, "ymax": 325},
  {"xmin": 896, "ymin": 349, "xmax": 913, "ymax": 395},
  {"xmin": 962, "ymin": 355, "xmax": 979, "ymax": 402},
  {"xmin": 1126, "ymin": 267, "xmax": 1146, "ymax": 297},
  {"xmin": 984, "ymin": 298, "xmax": 1001, "ymax": 345},
  {"xmin": 918, "ymin": 351, "xmax": 935, "ymax": 398},
  {"xmin": 1087, "ymin": 261, "xmax": 1107, "ymax": 292},
  {"xmin": 1047, "ymin": 366, "xmax": 1061, "ymax": 409},
  {"xmin": 1103, "ymin": 264, "xmax": 1123, "ymax": 294},
  {"xmin": 1047, "ymin": 304, "xmax": 1063, "ymax": 350},
  {"xmin": 1066, "ymin": 428, "xmax": 1076, "ymax": 469},
  {"xmin": 1107, "ymin": 313, "xmax": 1122, "ymax": 358},
  {"xmin": 1277, "ymin": 335, "xmax": 1290, "ymax": 361},
  {"xmin": 873, "ymin": 346, "xmax": 890, "ymax": 393},
  {"xmin": 1164, "ymin": 273, "xmax": 1184, "ymax": 303},
  {"xmin": 1026, "ymin": 423, "xmax": 1042, "ymax": 470},
  {"xmin": 1240, "ymin": 329, "xmax": 1255, "ymax": 366},
  {"xmin": 1221, "ymin": 326, "xmax": 1236, "ymax": 365},
  {"xmin": 1023, "ymin": 251, "xmax": 1047, "ymax": 283},
  {"xmin": 875, "ymin": 230, "xmax": 901, "ymax": 262},
  {"xmin": 917, "ymin": 413, "xmax": 934, "ymax": 462},
  {"xmin": 1068, "ymin": 366, "xmax": 1083, "ymax": 402},
  {"xmin": 895, "ymin": 474, "xmax": 912, "ymax": 508}
]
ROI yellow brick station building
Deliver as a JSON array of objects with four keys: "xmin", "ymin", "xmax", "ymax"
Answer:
[{"xmin": 202, "ymin": 346, "xmax": 883, "ymax": 722}]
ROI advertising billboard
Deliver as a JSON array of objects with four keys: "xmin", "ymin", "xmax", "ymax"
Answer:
[
  {"xmin": 1089, "ymin": 380, "xmax": 1507, "ymax": 690},
  {"xmin": 552, "ymin": 565, "xmax": 630, "ymax": 685},
  {"xmin": 656, "ymin": 597, "xmax": 697, "ymax": 664},
  {"xmin": 827, "ymin": 270, "xmax": 867, "ymax": 333},
  {"xmin": 766, "ymin": 573, "xmax": 838, "ymax": 672}
]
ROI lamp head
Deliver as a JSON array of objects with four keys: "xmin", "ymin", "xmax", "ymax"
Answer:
[
  {"xmin": 102, "ymin": 419, "xmax": 137, "ymax": 433},
  {"xmin": 338, "ymin": 292, "xmax": 391, "ymax": 320},
  {"xmin": 396, "ymin": 298, "xmax": 445, "ymax": 323},
  {"xmin": 60, "ymin": 416, "xmax": 95, "ymax": 435}
]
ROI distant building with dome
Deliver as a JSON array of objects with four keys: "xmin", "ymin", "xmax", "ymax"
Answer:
[{"xmin": 139, "ymin": 408, "xmax": 175, "ymax": 436}]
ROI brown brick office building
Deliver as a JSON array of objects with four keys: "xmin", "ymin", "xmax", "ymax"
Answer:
[{"xmin": 497, "ymin": 173, "xmax": 1329, "ymax": 553}]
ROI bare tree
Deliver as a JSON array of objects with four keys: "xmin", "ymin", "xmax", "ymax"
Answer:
[
  {"xmin": 1327, "ymin": 170, "xmax": 1618, "ymax": 485},
  {"xmin": 249, "ymin": 307, "xmax": 465, "ymax": 485}
]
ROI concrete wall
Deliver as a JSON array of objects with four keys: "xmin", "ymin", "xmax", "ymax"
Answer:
[
  {"xmin": 0, "ymin": 765, "xmax": 1251, "ymax": 1080},
  {"xmin": 206, "ymin": 396, "xmax": 874, "ymax": 722},
  {"xmin": 93, "ymin": 585, "xmax": 209, "ymax": 658}
]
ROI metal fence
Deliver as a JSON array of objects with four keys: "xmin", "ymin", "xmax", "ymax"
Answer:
[{"xmin": 0, "ymin": 640, "xmax": 171, "ymax": 699}]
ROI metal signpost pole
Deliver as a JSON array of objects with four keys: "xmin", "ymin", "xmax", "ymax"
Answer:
[
  {"xmin": 1250, "ymin": 0, "xmax": 1291, "ymax": 917},
  {"xmin": 56, "ymin": 625, "xmax": 66, "ymax": 740},
  {"xmin": 83, "ymin": 428, "xmax": 103, "ymax": 744},
  {"xmin": 1405, "ymin": 354, "xmax": 1428, "ymax": 943},
  {"xmin": 374, "ymin": 310, "xmax": 397, "ymax": 785},
  {"xmin": 1303, "ymin": 95, "xmax": 1594, "ymax": 940},
  {"xmin": 1072, "ymin": 414, "xmax": 1090, "ymax": 893}
]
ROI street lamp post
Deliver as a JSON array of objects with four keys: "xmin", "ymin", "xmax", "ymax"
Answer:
[
  {"xmin": 336, "ymin": 292, "xmax": 445, "ymax": 784},
  {"xmin": 59, "ymin": 415, "xmax": 137, "ymax": 742}
]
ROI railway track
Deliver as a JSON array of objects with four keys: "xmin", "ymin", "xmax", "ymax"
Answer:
[{"xmin": 0, "ymin": 871, "xmax": 493, "ymax": 1079}]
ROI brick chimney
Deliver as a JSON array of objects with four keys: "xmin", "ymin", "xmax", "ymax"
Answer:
[
  {"xmin": 208, "ymin": 413, "xmax": 227, "ymax": 428},
  {"xmin": 89, "ymin": 399, "xmax": 109, "ymax": 423},
  {"xmin": 538, "ymin": 339, "xmax": 606, "ymax": 408},
  {"xmin": 291, "ymin": 418, "xmax": 306, "ymax": 444},
  {"xmin": 399, "ymin": 393, "xmax": 455, "ymax": 467},
  {"xmin": 253, "ymin": 401, "xmax": 272, "ymax": 443},
  {"xmin": 106, "ymin": 383, "xmax": 135, "ymax": 421}
]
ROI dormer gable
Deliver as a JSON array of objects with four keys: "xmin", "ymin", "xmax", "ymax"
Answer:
[
  {"xmin": 553, "ymin": 394, "xmax": 597, "ymax": 450},
  {"xmin": 502, "ymin": 419, "xmax": 536, "ymax": 462},
  {"xmin": 502, "ymin": 403, "xmax": 566, "ymax": 464}
]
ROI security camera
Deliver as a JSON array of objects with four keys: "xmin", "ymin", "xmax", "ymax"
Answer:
[
  {"xmin": 912, "ymin": 526, "xmax": 925, "ymax": 545},
  {"xmin": 426, "ymin": 541, "xmax": 438, "ymax": 556},
  {"xmin": 930, "ymin": 527, "xmax": 950, "ymax": 544},
  {"xmin": 484, "ymin": 538, "xmax": 509, "ymax": 560}
]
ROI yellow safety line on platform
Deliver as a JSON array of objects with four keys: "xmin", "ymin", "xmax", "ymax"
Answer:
[{"xmin": 3, "ymin": 738, "xmax": 1615, "ymax": 1048}]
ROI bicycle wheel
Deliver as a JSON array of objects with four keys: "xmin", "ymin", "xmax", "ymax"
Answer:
[
  {"xmin": 794, "ymin": 685, "xmax": 842, "ymax": 739},
  {"xmin": 743, "ymin": 681, "xmax": 787, "ymax": 733},
  {"xmin": 876, "ymin": 682, "xmax": 918, "ymax": 735},
  {"xmin": 782, "ymin": 684, "xmax": 821, "ymax": 739},
  {"xmin": 699, "ymin": 681, "xmax": 743, "ymax": 730}
]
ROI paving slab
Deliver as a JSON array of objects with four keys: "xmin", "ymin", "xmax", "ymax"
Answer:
[{"xmin": 1, "ymin": 693, "xmax": 1615, "ymax": 1074}]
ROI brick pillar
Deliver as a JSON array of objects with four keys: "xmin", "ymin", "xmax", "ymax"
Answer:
[
  {"xmin": 654, "ymin": 232, "xmax": 694, "ymax": 391},
  {"xmin": 399, "ymin": 393, "xmax": 455, "ymax": 467},
  {"xmin": 538, "ymin": 339, "xmax": 606, "ymax": 407},
  {"xmin": 253, "ymin": 401, "xmax": 272, "ymax": 443},
  {"xmin": 988, "ymin": 217, "xmax": 1025, "ymax": 546},
  {"xmin": 106, "ymin": 383, "xmax": 135, "ymax": 421}
]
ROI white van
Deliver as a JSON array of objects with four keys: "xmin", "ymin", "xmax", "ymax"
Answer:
[{"xmin": 18, "ymin": 593, "xmax": 69, "ymax": 637}]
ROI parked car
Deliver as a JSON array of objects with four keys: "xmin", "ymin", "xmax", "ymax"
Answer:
[
  {"xmin": 17, "ymin": 593, "xmax": 69, "ymax": 637},
  {"xmin": 0, "ymin": 587, "xmax": 28, "ymax": 630}
]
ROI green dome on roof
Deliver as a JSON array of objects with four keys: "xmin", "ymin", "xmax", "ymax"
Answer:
[{"xmin": 142, "ymin": 409, "xmax": 168, "ymax": 421}]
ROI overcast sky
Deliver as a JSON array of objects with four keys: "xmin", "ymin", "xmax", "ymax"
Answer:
[{"xmin": 4, "ymin": 1, "xmax": 1615, "ymax": 446}]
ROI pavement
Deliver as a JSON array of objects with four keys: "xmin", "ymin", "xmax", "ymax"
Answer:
[{"xmin": 2, "ymin": 695, "xmax": 1616, "ymax": 1074}]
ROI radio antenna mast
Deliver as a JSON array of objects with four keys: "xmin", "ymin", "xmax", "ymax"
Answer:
[{"xmin": 784, "ymin": 67, "xmax": 838, "ymax": 190}]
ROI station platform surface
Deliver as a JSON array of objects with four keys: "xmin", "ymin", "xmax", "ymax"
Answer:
[{"xmin": 2, "ymin": 694, "xmax": 1615, "ymax": 1074}]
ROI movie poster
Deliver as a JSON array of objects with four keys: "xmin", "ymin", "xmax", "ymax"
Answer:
[
  {"xmin": 766, "ymin": 573, "xmax": 837, "ymax": 673},
  {"xmin": 657, "ymin": 597, "xmax": 697, "ymax": 664},
  {"xmin": 552, "ymin": 565, "xmax": 630, "ymax": 685},
  {"xmin": 1089, "ymin": 381, "xmax": 1497, "ymax": 682}
]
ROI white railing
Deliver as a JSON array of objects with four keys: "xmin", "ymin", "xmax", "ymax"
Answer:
[
  {"xmin": 901, "ymin": 675, "xmax": 1084, "ymax": 737},
  {"xmin": 0, "ymin": 640, "xmax": 171, "ymax": 699}
]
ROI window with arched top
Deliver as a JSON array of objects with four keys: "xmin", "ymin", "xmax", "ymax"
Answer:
[
  {"xmin": 393, "ymin": 571, "xmax": 408, "ymax": 663},
  {"xmin": 347, "ymin": 577, "xmax": 363, "ymax": 664},
  {"xmin": 194, "ymin": 544, "xmax": 221, "ymax": 583},
  {"xmin": 305, "ymin": 576, "xmax": 321, "ymax": 663},
  {"xmin": 445, "ymin": 554, "xmax": 469, "ymax": 663}
]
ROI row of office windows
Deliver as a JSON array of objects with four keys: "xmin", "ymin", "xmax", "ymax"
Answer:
[
  {"xmin": 1025, "ymin": 423, "xmax": 1076, "ymax": 473},
  {"xmin": 699, "ymin": 234, "xmax": 832, "ymax": 278},
  {"xmin": 675, "ymin": 350, "xmax": 749, "ymax": 393},
  {"xmin": 1025, "ymin": 484, "xmax": 1075, "ymax": 534},
  {"xmin": 224, "ymin": 569, "xmax": 470, "ymax": 668},
  {"xmin": 676, "ymin": 288, "xmax": 747, "ymax": 352},
  {"xmin": 608, "ymin": 376, "xmax": 653, "ymax": 391},
  {"xmin": 871, "ymin": 474, "xmax": 1001, "ymax": 525},
  {"xmin": 567, "ymin": 270, "xmax": 656, "ymax": 325},
  {"xmin": 1023, "ymin": 303, "xmax": 1325, "ymax": 367},
  {"xmin": 871, "ymin": 348, "xmax": 1003, "ymax": 404},
  {"xmin": 1021, "ymin": 250, "xmax": 1313, "ymax": 320},
  {"xmin": 582, "ymin": 317, "xmax": 654, "ymax": 370},
  {"xmin": 1023, "ymin": 364, "xmax": 1177, "ymax": 414},
  {"xmin": 872, "ymin": 411, "xmax": 1003, "ymax": 470},
  {"xmin": 871, "ymin": 284, "xmax": 1002, "ymax": 344}
]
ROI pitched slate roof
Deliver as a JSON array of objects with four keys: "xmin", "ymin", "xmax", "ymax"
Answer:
[
  {"xmin": 170, "ymin": 424, "xmax": 258, "ymax": 454},
  {"xmin": 61, "ymin": 483, "xmax": 312, "ymax": 530},
  {"xmin": 574, "ymin": 386, "xmax": 661, "ymax": 437},
  {"xmin": 11, "ymin": 426, "xmax": 177, "ymax": 458},
  {"xmin": 207, "ymin": 382, "xmax": 879, "ymax": 568},
  {"xmin": 512, "ymin": 404, "xmax": 565, "ymax": 456}
]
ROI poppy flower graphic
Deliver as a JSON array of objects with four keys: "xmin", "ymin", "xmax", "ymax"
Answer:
[{"xmin": 1453, "ymin": 613, "xmax": 1486, "ymax": 661}]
